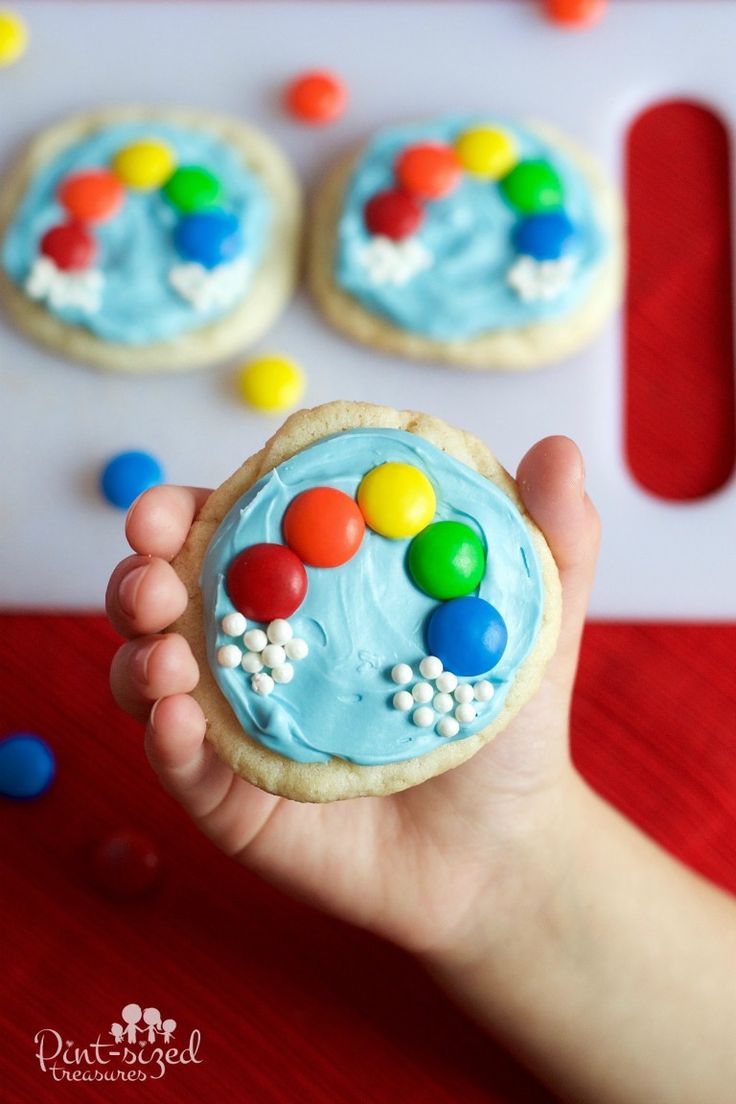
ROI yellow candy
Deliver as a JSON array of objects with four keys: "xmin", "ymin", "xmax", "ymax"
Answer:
[
  {"xmin": 358, "ymin": 463, "xmax": 436, "ymax": 540},
  {"xmin": 237, "ymin": 354, "xmax": 305, "ymax": 414},
  {"xmin": 455, "ymin": 127, "xmax": 518, "ymax": 180},
  {"xmin": 112, "ymin": 141, "xmax": 176, "ymax": 190},
  {"xmin": 0, "ymin": 9, "xmax": 28, "ymax": 66}
]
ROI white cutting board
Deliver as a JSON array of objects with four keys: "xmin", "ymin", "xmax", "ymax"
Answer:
[{"xmin": 1, "ymin": 0, "xmax": 735, "ymax": 616}]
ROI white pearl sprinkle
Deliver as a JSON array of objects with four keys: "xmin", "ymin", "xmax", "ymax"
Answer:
[
  {"xmin": 412, "ymin": 681, "xmax": 433, "ymax": 703},
  {"xmin": 433, "ymin": 692, "xmax": 454, "ymax": 715},
  {"xmin": 437, "ymin": 716, "xmax": 460, "ymax": 739},
  {"xmin": 419, "ymin": 655, "xmax": 443, "ymax": 680},
  {"xmin": 391, "ymin": 663, "xmax": 413, "ymax": 685},
  {"xmin": 241, "ymin": 652, "xmax": 263, "ymax": 674},
  {"xmin": 251, "ymin": 672, "xmax": 274, "ymax": 696},
  {"xmin": 474, "ymin": 680, "xmax": 495, "ymax": 702},
  {"xmin": 267, "ymin": 619, "xmax": 293, "ymax": 645},
  {"xmin": 285, "ymin": 637, "xmax": 309, "ymax": 661},
  {"xmin": 454, "ymin": 683, "xmax": 474, "ymax": 704},
  {"xmin": 413, "ymin": 706, "xmax": 435, "ymax": 728},
  {"xmin": 221, "ymin": 612, "xmax": 246, "ymax": 637},
  {"xmin": 455, "ymin": 702, "xmax": 477, "ymax": 725},
  {"xmin": 393, "ymin": 690, "xmax": 413, "ymax": 712},
  {"xmin": 216, "ymin": 644, "xmax": 242, "ymax": 668},
  {"xmin": 271, "ymin": 663, "xmax": 294, "ymax": 685},
  {"xmin": 435, "ymin": 672, "xmax": 458, "ymax": 694},
  {"xmin": 244, "ymin": 628, "xmax": 268, "ymax": 653},
  {"xmin": 261, "ymin": 643, "xmax": 287, "ymax": 669}
]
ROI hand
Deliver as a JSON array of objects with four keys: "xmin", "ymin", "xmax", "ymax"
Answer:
[{"xmin": 107, "ymin": 436, "xmax": 599, "ymax": 957}]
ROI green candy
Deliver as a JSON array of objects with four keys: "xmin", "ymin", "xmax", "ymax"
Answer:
[
  {"xmin": 408, "ymin": 521, "xmax": 486, "ymax": 600},
  {"xmin": 163, "ymin": 165, "xmax": 222, "ymax": 213},
  {"xmin": 499, "ymin": 159, "xmax": 564, "ymax": 214}
]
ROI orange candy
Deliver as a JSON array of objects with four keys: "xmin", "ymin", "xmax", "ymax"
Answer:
[
  {"xmin": 58, "ymin": 169, "xmax": 125, "ymax": 223},
  {"xmin": 283, "ymin": 487, "xmax": 365, "ymax": 568},
  {"xmin": 543, "ymin": 0, "xmax": 607, "ymax": 27},
  {"xmin": 284, "ymin": 69, "xmax": 347, "ymax": 125},
  {"xmin": 395, "ymin": 143, "xmax": 462, "ymax": 200}
]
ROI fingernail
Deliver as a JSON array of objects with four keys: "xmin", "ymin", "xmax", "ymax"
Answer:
[
  {"xmin": 149, "ymin": 698, "xmax": 162, "ymax": 731},
  {"xmin": 132, "ymin": 639, "xmax": 161, "ymax": 684},
  {"xmin": 118, "ymin": 564, "xmax": 149, "ymax": 617}
]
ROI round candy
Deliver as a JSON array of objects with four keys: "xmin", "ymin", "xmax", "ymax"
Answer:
[
  {"xmin": 58, "ymin": 169, "xmax": 124, "ymax": 223},
  {"xmin": 413, "ymin": 706, "xmax": 434, "ymax": 728},
  {"xmin": 512, "ymin": 211, "xmax": 575, "ymax": 261},
  {"xmin": 499, "ymin": 160, "xmax": 564, "ymax": 214},
  {"xmin": 426, "ymin": 596, "xmax": 508, "ymax": 677},
  {"xmin": 0, "ymin": 9, "xmax": 27, "ymax": 66},
  {"xmin": 364, "ymin": 189, "xmax": 423, "ymax": 241},
  {"xmin": 112, "ymin": 140, "xmax": 176, "ymax": 190},
  {"xmin": 357, "ymin": 462, "xmax": 436, "ymax": 540},
  {"xmin": 241, "ymin": 652, "xmax": 263, "ymax": 674},
  {"xmin": 283, "ymin": 487, "xmax": 365, "ymax": 568},
  {"xmin": 267, "ymin": 619, "xmax": 293, "ymax": 644},
  {"xmin": 393, "ymin": 690, "xmax": 413, "ymax": 712},
  {"xmin": 261, "ymin": 643, "xmax": 287, "ymax": 669},
  {"xmin": 437, "ymin": 716, "xmax": 459, "ymax": 739},
  {"xmin": 237, "ymin": 354, "xmax": 305, "ymax": 414},
  {"xmin": 244, "ymin": 628, "xmax": 267, "ymax": 652},
  {"xmin": 227, "ymin": 543, "xmax": 307, "ymax": 622},
  {"xmin": 252, "ymin": 672, "xmax": 275, "ymax": 696},
  {"xmin": 217, "ymin": 644, "xmax": 242, "ymax": 668},
  {"xmin": 100, "ymin": 450, "xmax": 164, "ymax": 509},
  {"xmin": 285, "ymin": 637, "xmax": 308, "ymax": 661},
  {"xmin": 173, "ymin": 209, "xmax": 243, "ymax": 270},
  {"xmin": 0, "ymin": 733, "xmax": 55, "ymax": 798},
  {"xmin": 454, "ymin": 127, "xmax": 518, "ymax": 179},
  {"xmin": 391, "ymin": 662, "xmax": 412, "ymax": 685},
  {"xmin": 419, "ymin": 655, "xmax": 443, "ymax": 680},
  {"xmin": 163, "ymin": 165, "xmax": 222, "ymax": 213},
  {"xmin": 91, "ymin": 830, "xmax": 161, "ymax": 898},
  {"xmin": 221, "ymin": 611, "xmax": 247, "ymax": 637},
  {"xmin": 284, "ymin": 69, "xmax": 347, "ymax": 125},
  {"xmin": 40, "ymin": 222, "xmax": 97, "ymax": 271},
  {"xmin": 396, "ymin": 143, "xmax": 462, "ymax": 200},
  {"xmin": 543, "ymin": 0, "xmax": 606, "ymax": 26},
  {"xmin": 408, "ymin": 521, "xmax": 486, "ymax": 600},
  {"xmin": 412, "ymin": 681, "xmax": 433, "ymax": 704}
]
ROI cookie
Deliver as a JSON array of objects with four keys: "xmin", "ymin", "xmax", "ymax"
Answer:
[
  {"xmin": 0, "ymin": 105, "xmax": 301, "ymax": 372},
  {"xmin": 170, "ymin": 400, "xmax": 562, "ymax": 802},
  {"xmin": 307, "ymin": 116, "xmax": 623, "ymax": 371}
]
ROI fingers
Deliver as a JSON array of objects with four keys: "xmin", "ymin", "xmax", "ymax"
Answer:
[
  {"xmin": 126, "ymin": 485, "xmax": 212, "ymax": 561},
  {"xmin": 110, "ymin": 633, "xmax": 199, "ymax": 721},
  {"xmin": 106, "ymin": 554, "xmax": 189, "ymax": 638}
]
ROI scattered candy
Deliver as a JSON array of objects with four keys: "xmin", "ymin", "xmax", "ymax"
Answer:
[
  {"xmin": 283, "ymin": 487, "xmax": 365, "ymax": 567},
  {"xmin": 391, "ymin": 662, "xmax": 413, "ymax": 685},
  {"xmin": 58, "ymin": 169, "xmax": 124, "ymax": 223},
  {"xmin": 427, "ymin": 596, "xmax": 508, "ymax": 677},
  {"xmin": 512, "ymin": 210, "xmax": 575, "ymax": 261},
  {"xmin": 433, "ymin": 693, "xmax": 454, "ymax": 715},
  {"xmin": 455, "ymin": 702, "xmax": 477, "ymax": 725},
  {"xmin": 112, "ymin": 140, "xmax": 176, "ymax": 190},
  {"xmin": 364, "ymin": 189, "xmax": 423, "ymax": 241},
  {"xmin": 261, "ymin": 643, "xmax": 287, "ymax": 669},
  {"xmin": 435, "ymin": 671, "xmax": 458, "ymax": 694},
  {"xmin": 236, "ymin": 354, "xmax": 305, "ymax": 414},
  {"xmin": 412, "ymin": 681, "xmax": 433, "ymax": 704},
  {"xmin": 454, "ymin": 683, "xmax": 474, "ymax": 704},
  {"xmin": 267, "ymin": 618, "xmax": 293, "ymax": 644},
  {"xmin": 163, "ymin": 165, "xmax": 222, "ymax": 213},
  {"xmin": 437, "ymin": 716, "xmax": 459, "ymax": 739},
  {"xmin": 252, "ymin": 671, "xmax": 275, "ymax": 696},
  {"xmin": 543, "ymin": 0, "xmax": 606, "ymax": 27},
  {"xmin": 419, "ymin": 655, "xmax": 443, "ymax": 680},
  {"xmin": 500, "ymin": 159, "xmax": 564, "ymax": 215},
  {"xmin": 244, "ymin": 628, "xmax": 268, "ymax": 652},
  {"xmin": 241, "ymin": 651, "xmax": 263, "ymax": 674},
  {"xmin": 227, "ymin": 543, "xmax": 308, "ymax": 621},
  {"xmin": 454, "ymin": 126, "xmax": 517, "ymax": 179},
  {"xmin": 285, "ymin": 637, "xmax": 309, "ymax": 661},
  {"xmin": 40, "ymin": 222, "xmax": 97, "ymax": 272},
  {"xmin": 413, "ymin": 706, "xmax": 434, "ymax": 728},
  {"xmin": 0, "ymin": 9, "xmax": 27, "ymax": 66},
  {"xmin": 91, "ymin": 829, "xmax": 161, "ymax": 898},
  {"xmin": 272, "ymin": 663, "xmax": 295, "ymax": 684},
  {"xmin": 474, "ymin": 680, "xmax": 495, "ymax": 702},
  {"xmin": 100, "ymin": 450, "xmax": 164, "ymax": 510},
  {"xmin": 284, "ymin": 69, "xmax": 347, "ymax": 125},
  {"xmin": 396, "ymin": 143, "xmax": 462, "ymax": 200},
  {"xmin": 0, "ymin": 733, "xmax": 55, "ymax": 799},
  {"xmin": 507, "ymin": 253, "xmax": 577, "ymax": 303},
  {"xmin": 174, "ymin": 209, "xmax": 243, "ymax": 269},
  {"xmin": 409, "ymin": 520, "xmax": 485, "ymax": 600},
  {"xmin": 217, "ymin": 644, "xmax": 242, "ymax": 668},
  {"xmin": 221, "ymin": 612, "xmax": 247, "ymax": 637},
  {"xmin": 393, "ymin": 690, "xmax": 413, "ymax": 712},
  {"xmin": 358, "ymin": 462, "xmax": 436, "ymax": 539}
]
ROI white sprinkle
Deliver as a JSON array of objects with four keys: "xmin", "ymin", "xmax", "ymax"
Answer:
[
  {"xmin": 216, "ymin": 644, "xmax": 242, "ymax": 668},
  {"xmin": 261, "ymin": 643, "xmax": 287, "ymax": 669},
  {"xmin": 244, "ymin": 628, "xmax": 268, "ymax": 653},
  {"xmin": 433, "ymin": 692, "xmax": 454, "ymax": 715},
  {"xmin": 454, "ymin": 683, "xmax": 474, "ymax": 704},
  {"xmin": 271, "ymin": 663, "xmax": 294, "ymax": 685},
  {"xmin": 435, "ymin": 672, "xmax": 458, "ymax": 694},
  {"xmin": 455, "ymin": 703, "xmax": 477, "ymax": 725},
  {"xmin": 221, "ymin": 612, "xmax": 246, "ymax": 637},
  {"xmin": 241, "ymin": 652, "xmax": 263, "ymax": 674},
  {"xmin": 413, "ymin": 706, "xmax": 435, "ymax": 728},
  {"xmin": 437, "ymin": 717, "xmax": 460, "ymax": 739},
  {"xmin": 412, "ymin": 681, "xmax": 433, "ymax": 703},
  {"xmin": 419, "ymin": 655, "xmax": 443, "ymax": 680},
  {"xmin": 391, "ymin": 663, "xmax": 413, "ymax": 685},
  {"xmin": 474, "ymin": 680, "xmax": 495, "ymax": 702},
  {"xmin": 251, "ymin": 672, "xmax": 274, "ymax": 696},
  {"xmin": 267, "ymin": 619, "xmax": 293, "ymax": 645},
  {"xmin": 393, "ymin": 690, "xmax": 413, "ymax": 712},
  {"xmin": 285, "ymin": 637, "xmax": 309, "ymax": 661}
]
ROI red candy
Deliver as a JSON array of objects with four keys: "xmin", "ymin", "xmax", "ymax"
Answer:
[
  {"xmin": 543, "ymin": 0, "xmax": 606, "ymax": 26},
  {"xmin": 395, "ymin": 143, "xmax": 462, "ymax": 200},
  {"xmin": 91, "ymin": 830, "xmax": 162, "ymax": 898},
  {"xmin": 40, "ymin": 222, "xmax": 97, "ymax": 271},
  {"xmin": 58, "ymin": 169, "xmax": 124, "ymax": 223},
  {"xmin": 227, "ymin": 543, "xmax": 307, "ymax": 621},
  {"xmin": 284, "ymin": 69, "xmax": 347, "ymax": 125},
  {"xmin": 364, "ymin": 189, "xmax": 423, "ymax": 241},
  {"xmin": 283, "ymin": 487, "xmax": 365, "ymax": 568}
]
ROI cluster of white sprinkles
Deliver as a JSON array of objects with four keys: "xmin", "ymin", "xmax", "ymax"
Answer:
[
  {"xmin": 216, "ymin": 612, "xmax": 309, "ymax": 696},
  {"xmin": 391, "ymin": 656, "xmax": 495, "ymax": 738}
]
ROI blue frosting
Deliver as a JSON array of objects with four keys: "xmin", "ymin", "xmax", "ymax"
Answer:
[
  {"xmin": 1, "ymin": 122, "xmax": 270, "ymax": 344},
  {"xmin": 335, "ymin": 116, "xmax": 607, "ymax": 340},
  {"xmin": 201, "ymin": 429, "xmax": 544, "ymax": 766}
]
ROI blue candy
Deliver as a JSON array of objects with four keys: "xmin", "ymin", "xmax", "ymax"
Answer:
[
  {"xmin": 173, "ymin": 209, "xmax": 244, "ymax": 269},
  {"xmin": 0, "ymin": 733, "xmax": 56, "ymax": 799},
  {"xmin": 512, "ymin": 211, "xmax": 575, "ymax": 261},
  {"xmin": 426, "ymin": 596, "xmax": 508, "ymax": 677},
  {"xmin": 100, "ymin": 450, "xmax": 164, "ymax": 510}
]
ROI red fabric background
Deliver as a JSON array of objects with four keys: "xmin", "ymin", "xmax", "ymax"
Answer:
[{"xmin": 2, "ymin": 103, "xmax": 735, "ymax": 1102}]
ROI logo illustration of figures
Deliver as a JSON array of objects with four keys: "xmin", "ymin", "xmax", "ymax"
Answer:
[
  {"xmin": 120, "ymin": 1003, "xmax": 142, "ymax": 1044},
  {"xmin": 112, "ymin": 1004, "xmax": 176, "ymax": 1045}
]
